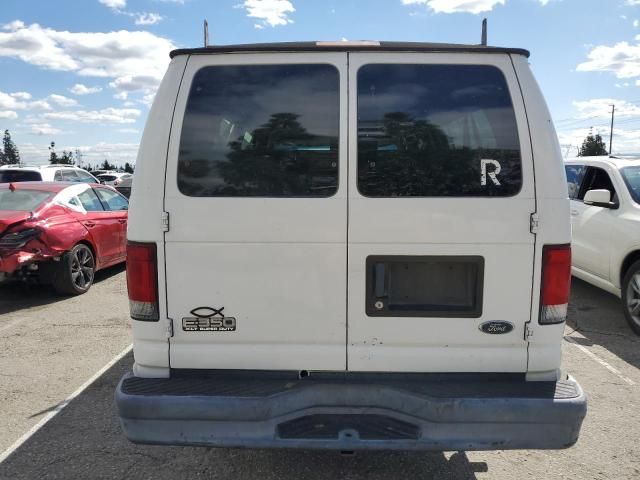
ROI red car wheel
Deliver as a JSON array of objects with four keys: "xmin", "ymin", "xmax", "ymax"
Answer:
[{"xmin": 52, "ymin": 244, "xmax": 96, "ymax": 295}]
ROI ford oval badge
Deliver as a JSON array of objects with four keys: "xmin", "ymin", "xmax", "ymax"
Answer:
[{"xmin": 479, "ymin": 321, "xmax": 514, "ymax": 335}]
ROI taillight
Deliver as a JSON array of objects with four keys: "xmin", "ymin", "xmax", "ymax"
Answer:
[
  {"xmin": 540, "ymin": 244, "xmax": 571, "ymax": 324},
  {"xmin": 127, "ymin": 241, "xmax": 159, "ymax": 321},
  {"xmin": 0, "ymin": 227, "xmax": 41, "ymax": 249}
]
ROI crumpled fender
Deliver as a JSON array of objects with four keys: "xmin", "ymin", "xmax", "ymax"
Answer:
[
  {"xmin": 0, "ymin": 208, "xmax": 95, "ymax": 273},
  {"xmin": 0, "ymin": 238, "xmax": 62, "ymax": 273}
]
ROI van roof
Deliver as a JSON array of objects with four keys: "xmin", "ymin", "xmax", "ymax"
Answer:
[{"xmin": 169, "ymin": 41, "xmax": 530, "ymax": 59}]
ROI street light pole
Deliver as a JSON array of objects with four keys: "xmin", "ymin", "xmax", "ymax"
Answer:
[{"xmin": 609, "ymin": 104, "xmax": 615, "ymax": 155}]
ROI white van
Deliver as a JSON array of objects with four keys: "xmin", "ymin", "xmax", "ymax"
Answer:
[{"xmin": 116, "ymin": 41, "xmax": 586, "ymax": 450}]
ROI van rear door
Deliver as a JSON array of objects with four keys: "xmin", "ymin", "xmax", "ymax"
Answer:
[
  {"xmin": 163, "ymin": 53, "xmax": 348, "ymax": 370},
  {"xmin": 347, "ymin": 53, "xmax": 536, "ymax": 372}
]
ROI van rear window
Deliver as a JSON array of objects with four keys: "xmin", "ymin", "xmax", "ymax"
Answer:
[
  {"xmin": 177, "ymin": 64, "xmax": 340, "ymax": 197},
  {"xmin": 357, "ymin": 64, "xmax": 522, "ymax": 197},
  {"xmin": 0, "ymin": 189, "xmax": 51, "ymax": 211}
]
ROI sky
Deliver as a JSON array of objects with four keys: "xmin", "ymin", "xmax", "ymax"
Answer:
[{"xmin": 1, "ymin": 0, "xmax": 640, "ymax": 166}]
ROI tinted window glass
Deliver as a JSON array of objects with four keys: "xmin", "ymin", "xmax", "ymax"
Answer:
[
  {"xmin": 621, "ymin": 166, "xmax": 640, "ymax": 204},
  {"xmin": 578, "ymin": 167, "xmax": 617, "ymax": 202},
  {"xmin": 62, "ymin": 170, "xmax": 80, "ymax": 181},
  {"xmin": 98, "ymin": 175, "xmax": 117, "ymax": 182},
  {"xmin": 177, "ymin": 64, "xmax": 339, "ymax": 197},
  {"xmin": 77, "ymin": 188, "xmax": 104, "ymax": 212},
  {"xmin": 0, "ymin": 170, "xmax": 42, "ymax": 182},
  {"xmin": 0, "ymin": 190, "xmax": 51, "ymax": 210},
  {"xmin": 357, "ymin": 64, "xmax": 522, "ymax": 197},
  {"xmin": 95, "ymin": 187, "xmax": 128, "ymax": 211},
  {"xmin": 565, "ymin": 164, "xmax": 585, "ymax": 199},
  {"xmin": 76, "ymin": 170, "xmax": 97, "ymax": 182}
]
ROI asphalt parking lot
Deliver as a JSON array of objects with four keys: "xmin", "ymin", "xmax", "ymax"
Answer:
[{"xmin": 0, "ymin": 271, "xmax": 638, "ymax": 480}]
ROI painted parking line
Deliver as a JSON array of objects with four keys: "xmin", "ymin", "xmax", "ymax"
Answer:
[
  {"xmin": 564, "ymin": 335, "xmax": 635, "ymax": 386},
  {"xmin": 0, "ymin": 317, "xmax": 30, "ymax": 334},
  {"xmin": 0, "ymin": 343, "xmax": 132, "ymax": 465}
]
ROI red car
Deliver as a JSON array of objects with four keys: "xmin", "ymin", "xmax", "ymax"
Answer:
[{"xmin": 0, "ymin": 182, "xmax": 128, "ymax": 294}]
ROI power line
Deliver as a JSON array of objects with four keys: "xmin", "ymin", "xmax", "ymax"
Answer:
[
  {"xmin": 555, "ymin": 116, "xmax": 640, "ymax": 131},
  {"xmin": 553, "ymin": 97, "xmax": 640, "ymax": 126}
]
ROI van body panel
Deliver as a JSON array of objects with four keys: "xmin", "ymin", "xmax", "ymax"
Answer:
[
  {"xmin": 165, "ymin": 243, "xmax": 348, "ymax": 370},
  {"xmin": 346, "ymin": 53, "xmax": 535, "ymax": 371},
  {"xmin": 348, "ymin": 243, "xmax": 532, "ymax": 372},
  {"xmin": 163, "ymin": 53, "xmax": 348, "ymax": 370},
  {"xmin": 120, "ymin": 43, "xmax": 585, "ymax": 450},
  {"xmin": 509, "ymin": 56, "xmax": 572, "ymax": 374},
  {"xmin": 129, "ymin": 51, "xmax": 572, "ymax": 377},
  {"xmin": 127, "ymin": 56, "xmax": 188, "ymax": 373}
]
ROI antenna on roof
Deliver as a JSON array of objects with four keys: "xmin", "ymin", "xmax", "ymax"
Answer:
[
  {"xmin": 204, "ymin": 19, "xmax": 209, "ymax": 47},
  {"xmin": 481, "ymin": 18, "xmax": 487, "ymax": 46}
]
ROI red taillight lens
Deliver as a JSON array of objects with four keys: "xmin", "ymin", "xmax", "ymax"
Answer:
[
  {"xmin": 126, "ymin": 241, "xmax": 159, "ymax": 321},
  {"xmin": 540, "ymin": 244, "xmax": 571, "ymax": 324}
]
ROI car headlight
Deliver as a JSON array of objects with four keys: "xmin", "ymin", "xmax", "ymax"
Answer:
[{"xmin": 0, "ymin": 228, "xmax": 41, "ymax": 249}]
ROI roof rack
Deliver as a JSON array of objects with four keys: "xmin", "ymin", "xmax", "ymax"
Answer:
[
  {"xmin": 170, "ymin": 42, "xmax": 529, "ymax": 58},
  {"xmin": 179, "ymin": 18, "xmax": 517, "ymax": 58},
  {"xmin": 0, "ymin": 163, "xmax": 39, "ymax": 169}
]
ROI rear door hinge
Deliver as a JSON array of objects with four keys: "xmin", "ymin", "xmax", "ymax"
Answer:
[
  {"xmin": 529, "ymin": 212, "xmax": 539, "ymax": 234},
  {"xmin": 162, "ymin": 211, "xmax": 170, "ymax": 232},
  {"xmin": 167, "ymin": 318, "xmax": 174, "ymax": 338},
  {"xmin": 524, "ymin": 323, "xmax": 534, "ymax": 340}
]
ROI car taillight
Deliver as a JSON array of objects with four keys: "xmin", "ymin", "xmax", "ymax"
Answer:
[
  {"xmin": 127, "ymin": 241, "xmax": 159, "ymax": 321},
  {"xmin": 0, "ymin": 228, "xmax": 41, "ymax": 249},
  {"xmin": 540, "ymin": 244, "xmax": 571, "ymax": 324}
]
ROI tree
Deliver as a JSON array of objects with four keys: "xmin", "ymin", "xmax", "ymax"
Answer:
[
  {"xmin": 578, "ymin": 131, "xmax": 608, "ymax": 157},
  {"xmin": 58, "ymin": 150, "xmax": 74, "ymax": 165},
  {"xmin": 48, "ymin": 141, "xmax": 58, "ymax": 164},
  {"xmin": 1, "ymin": 130, "xmax": 20, "ymax": 165},
  {"xmin": 48, "ymin": 141, "xmax": 75, "ymax": 165},
  {"xmin": 124, "ymin": 162, "xmax": 134, "ymax": 173},
  {"xmin": 100, "ymin": 159, "xmax": 116, "ymax": 170}
]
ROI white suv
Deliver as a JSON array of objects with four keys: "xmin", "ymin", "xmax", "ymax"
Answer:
[
  {"xmin": 96, "ymin": 172, "xmax": 132, "ymax": 186},
  {"xmin": 0, "ymin": 164, "xmax": 98, "ymax": 183},
  {"xmin": 116, "ymin": 41, "xmax": 586, "ymax": 451},
  {"xmin": 565, "ymin": 156, "xmax": 640, "ymax": 335}
]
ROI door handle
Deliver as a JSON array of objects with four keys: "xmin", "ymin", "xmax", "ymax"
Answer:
[
  {"xmin": 570, "ymin": 209, "xmax": 579, "ymax": 216},
  {"xmin": 84, "ymin": 221, "xmax": 96, "ymax": 228},
  {"xmin": 118, "ymin": 219, "xmax": 127, "ymax": 224},
  {"xmin": 374, "ymin": 263, "xmax": 387, "ymax": 298}
]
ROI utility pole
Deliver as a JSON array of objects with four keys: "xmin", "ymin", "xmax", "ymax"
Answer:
[
  {"xmin": 75, "ymin": 148, "xmax": 82, "ymax": 168},
  {"xmin": 609, "ymin": 104, "xmax": 615, "ymax": 155}
]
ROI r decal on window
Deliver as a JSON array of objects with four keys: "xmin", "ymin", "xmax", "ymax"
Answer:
[{"xmin": 481, "ymin": 159, "xmax": 502, "ymax": 186}]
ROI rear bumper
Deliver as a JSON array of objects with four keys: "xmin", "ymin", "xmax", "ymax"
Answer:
[{"xmin": 116, "ymin": 371, "xmax": 586, "ymax": 451}]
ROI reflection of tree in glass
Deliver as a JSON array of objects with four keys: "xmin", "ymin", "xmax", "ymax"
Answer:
[
  {"xmin": 216, "ymin": 113, "xmax": 336, "ymax": 196},
  {"xmin": 358, "ymin": 112, "xmax": 520, "ymax": 197}
]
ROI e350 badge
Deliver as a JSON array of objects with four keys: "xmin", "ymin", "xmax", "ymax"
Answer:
[{"xmin": 182, "ymin": 307, "xmax": 236, "ymax": 332}]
